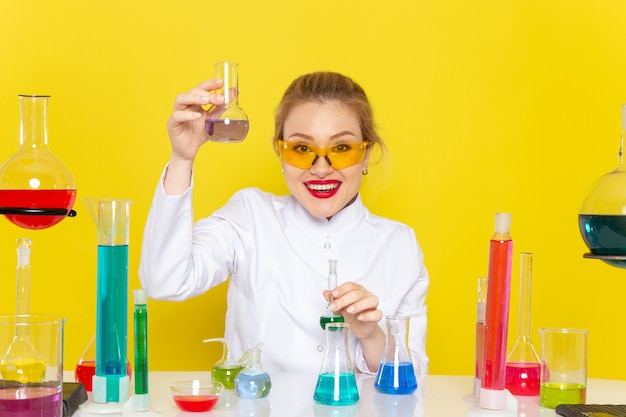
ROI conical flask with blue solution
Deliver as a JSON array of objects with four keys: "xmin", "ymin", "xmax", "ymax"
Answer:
[
  {"xmin": 313, "ymin": 322, "xmax": 359, "ymax": 405},
  {"xmin": 374, "ymin": 316, "xmax": 417, "ymax": 394}
]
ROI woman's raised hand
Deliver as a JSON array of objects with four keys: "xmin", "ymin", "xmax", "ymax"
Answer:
[
  {"xmin": 163, "ymin": 80, "xmax": 225, "ymax": 195},
  {"xmin": 166, "ymin": 80, "xmax": 225, "ymax": 162}
]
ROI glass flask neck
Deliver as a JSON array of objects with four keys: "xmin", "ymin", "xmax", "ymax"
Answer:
[
  {"xmin": 245, "ymin": 348, "xmax": 262, "ymax": 369},
  {"xmin": 319, "ymin": 322, "xmax": 354, "ymax": 373},
  {"xmin": 517, "ymin": 252, "xmax": 533, "ymax": 340},
  {"xmin": 218, "ymin": 62, "xmax": 241, "ymax": 106},
  {"xmin": 383, "ymin": 316, "xmax": 412, "ymax": 361},
  {"xmin": 19, "ymin": 95, "xmax": 50, "ymax": 150}
]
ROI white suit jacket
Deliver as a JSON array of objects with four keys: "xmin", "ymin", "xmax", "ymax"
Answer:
[{"xmin": 139, "ymin": 173, "xmax": 429, "ymax": 375}]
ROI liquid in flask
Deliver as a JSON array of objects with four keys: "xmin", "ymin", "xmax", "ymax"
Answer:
[
  {"xmin": 0, "ymin": 95, "xmax": 76, "ymax": 230},
  {"xmin": 374, "ymin": 316, "xmax": 418, "ymax": 395},
  {"xmin": 579, "ymin": 104, "xmax": 626, "ymax": 268},
  {"xmin": 205, "ymin": 62, "xmax": 249, "ymax": 143},
  {"xmin": 313, "ymin": 322, "xmax": 359, "ymax": 406},
  {"xmin": 505, "ymin": 252, "xmax": 541, "ymax": 396},
  {"xmin": 203, "ymin": 337, "xmax": 244, "ymax": 389},
  {"xmin": 235, "ymin": 347, "xmax": 271, "ymax": 399}
]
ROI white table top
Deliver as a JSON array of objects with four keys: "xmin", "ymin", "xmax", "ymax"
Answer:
[{"xmin": 66, "ymin": 371, "xmax": 626, "ymax": 417}]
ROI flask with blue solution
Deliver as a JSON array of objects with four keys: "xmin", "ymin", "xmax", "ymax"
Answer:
[
  {"xmin": 313, "ymin": 322, "xmax": 359, "ymax": 405},
  {"xmin": 374, "ymin": 316, "xmax": 418, "ymax": 395},
  {"xmin": 235, "ymin": 346, "xmax": 271, "ymax": 399}
]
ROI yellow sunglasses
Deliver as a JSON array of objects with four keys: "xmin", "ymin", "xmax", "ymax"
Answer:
[{"xmin": 278, "ymin": 140, "xmax": 369, "ymax": 170}]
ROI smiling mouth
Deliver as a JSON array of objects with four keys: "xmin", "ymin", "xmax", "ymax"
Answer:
[{"xmin": 306, "ymin": 182, "xmax": 340, "ymax": 191}]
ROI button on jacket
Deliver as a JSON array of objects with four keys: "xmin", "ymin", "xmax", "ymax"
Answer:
[{"xmin": 139, "ymin": 172, "xmax": 429, "ymax": 375}]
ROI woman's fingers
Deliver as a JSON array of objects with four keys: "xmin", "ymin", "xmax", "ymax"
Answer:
[{"xmin": 328, "ymin": 282, "xmax": 380, "ymax": 317}]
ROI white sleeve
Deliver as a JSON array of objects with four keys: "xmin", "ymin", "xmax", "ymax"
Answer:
[{"xmin": 138, "ymin": 166, "xmax": 232, "ymax": 301}]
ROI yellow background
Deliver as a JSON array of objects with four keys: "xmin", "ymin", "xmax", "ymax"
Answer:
[{"xmin": 1, "ymin": 0, "xmax": 626, "ymax": 379}]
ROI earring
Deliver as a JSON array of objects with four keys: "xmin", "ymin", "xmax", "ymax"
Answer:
[
  {"xmin": 281, "ymin": 166, "xmax": 285, "ymax": 174},
  {"xmin": 362, "ymin": 167, "xmax": 368, "ymax": 176}
]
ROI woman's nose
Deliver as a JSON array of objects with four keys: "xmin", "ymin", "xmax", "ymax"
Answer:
[{"xmin": 310, "ymin": 153, "xmax": 333, "ymax": 175}]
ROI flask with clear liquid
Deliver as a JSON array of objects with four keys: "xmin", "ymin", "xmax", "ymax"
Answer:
[
  {"xmin": 234, "ymin": 347, "xmax": 271, "ymax": 399},
  {"xmin": 205, "ymin": 61, "xmax": 249, "ymax": 143},
  {"xmin": 313, "ymin": 322, "xmax": 359, "ymax": 405},
  {"xmin": 0, "ymin": 95, "xmax": 76, "ymax": 229},
  {"xmin": 505, "ymin": 252, "xmax": 541, "ymax": 396},
  {"xmin": 374, "ymin": 316, "xmax": 418, "ymax": 394}
]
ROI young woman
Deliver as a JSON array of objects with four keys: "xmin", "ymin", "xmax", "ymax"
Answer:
[{"xmin": 139, "ymin": 72, "xmax": 429, "ymax": 375}]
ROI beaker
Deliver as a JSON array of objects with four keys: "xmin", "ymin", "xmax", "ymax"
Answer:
[
  {"xmin": 203, "ymin": 338, "xmax": 243, "ymax": 389},
  {"xmin": 374, "ymin": 316, "xmax": 417, "ymax": 395},
  {"xmin": 0, "ymin": 314, "xmax": 65, "ymax": 417},
  {"xmin": 313, "ymin": 322, "xmax": 359, "ymax": 406},
  {"xmin": 234, "ymin": 347, "xmax": 271, "ymax": 399},
  {"xmin": 83, "ymin": 198, "xmax": 131, "ymax": 406},
  {"xmin": 319, "ymin": 259, "xmax": 344, "ymax": 330},
  {"xmin": 505, "ymin": 252, "xmax": 540, "ymax": 397},
  {"xmin": 0, "ymin": 95, "xmax": 76, "ymax": 229},
  {"xmin": 538, "ymin": 328, "xmax": 588, "ymax": 408},
  {"xmin": 579, "ymin": 104, "xmax": 626, "ymax": 268},
  {"xmin": 205, "ymin": 61, "xmax": 249, "ymax": 143}
]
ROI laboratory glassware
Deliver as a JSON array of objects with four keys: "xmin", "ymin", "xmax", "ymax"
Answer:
[
  {"xmin": 505, "ymin": 252, "xmax": 541, "ymax": 396},
  {"xmin": 473, "ymin": 276, "xmax": 487, "ymax": 400},
  {"xmin": 205, "ymin": 61, "xmax": 249, "ymax": 142},
  {"xmin": 539, "ymin": 328, "xmax": 588, "ymax": 408},
  {"xmin": 1, "ymin": 238, "xmax": 45, "ymax": 384},
  {"xmin": 319, "ymin": 259, "xmax": 344, "ymax": 330},
  {"xmin": 234, "ymin": 347, "xmax": 271, "ymax": 399},
  {"xmin": 0, "ymin": 314, "xmax": 65, "ymax": 417},
  {"xmin": 203, "ymin": 337, "xmax": 244, "ymax": 389},
  {"xmin": 374, "ymin": 316, "xmax": 417, "ymax": 394},
  {"xmin": 580, "ymin": 104, "xmax": 626, "ymax": 268},
  {"xmin": 0, "ymin": 95, "xmax": 76, "ymax": 229},
  {"xmin": 479, "ymin": 212, "xmax": 513, "ymax": 410},
  {"xmin": 81, "ymin": 198, "xmax": 131, "ymax": 411},
  {"xmin": 313, "ymin": 322, "xmax": 359, "ymax": 406},
  {"xmin": 74, "ymin": 333, "xmax": 132, "ymax": 392},
  {"xmin": 132, "ymin": 289, "xmax": 149, "ymax": 411}
]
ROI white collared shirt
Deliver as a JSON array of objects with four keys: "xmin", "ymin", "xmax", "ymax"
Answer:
[{"xmin": 139, "ymin": 171, "xmax": 429, "ymax": 376}]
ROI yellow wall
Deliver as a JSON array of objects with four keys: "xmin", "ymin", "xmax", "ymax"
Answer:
[{"xmin": 2, "ymin": 0, "xmax": 626, "ymax": 379}]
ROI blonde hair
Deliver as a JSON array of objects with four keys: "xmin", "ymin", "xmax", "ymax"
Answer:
[{"xmin": 272, "ymin": 72, "xmax": 384, "ymax": 156}]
